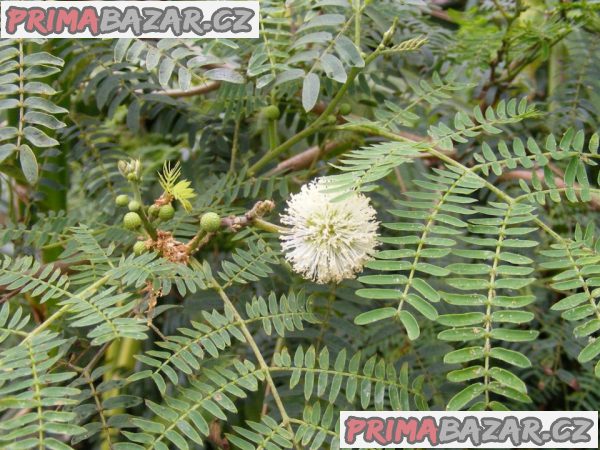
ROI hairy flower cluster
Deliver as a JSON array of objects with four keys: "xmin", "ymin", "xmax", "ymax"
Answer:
[{"xmin": 280, "ymin": 179, "xmax": 379, "ymax": 284}]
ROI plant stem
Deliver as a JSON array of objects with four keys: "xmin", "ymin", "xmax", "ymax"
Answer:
[
  {"xmin": 41, "ymin": 226, "xmax": 111, "ymax": 251},
  {"xmin": 262, "ymin": 336, "xmax": 285, "ymax": 416},
  {"xmin": 492, "ymin": 0, "xmax": 510, "ymax": 21},
  {"xmin": 102, "ymin": 336, "xmax": 139, "ymax": 450},
  {"xmin": 247, "ymin": 27, "xmax": 389, "ymax": 176},
  {"xmin": 22, "ymin": 274, "xmax": 111, "ymax": 344},
  {"xmin": 212, "ymin": 281, "xmax": 299, "ymax": 448},
  {"xmin": 11, "ymin": 39, "xmax": 25, "ymax": 224},
  {"xmin": 354, "ymin": 0, "xmax": 362, "ymax": 47},
  {"xmin": 343, "ymin": 124, "xmax": 569, "ymax": 244},
  {"xmin": 186, "ymin": 215, "xmax": 285, "ymax": 255},
  {"xmin": 16, "ymin": 39, "xmax": 25, "ymax": 153},
  {"xmin": 253, "ymin": 218, "xmax": 287, "ymax": 234},
  {"xmin": 186, "ymin": 229, "xmax": 208, "ymax": 253},
  {"xmin": 247, "ymin": 69, "xmax": 358, "ymax": 176},
  {"xmin": 483, "ymin": 203, "xmax": 512, "ymax": 408},
  {"xmin": 23, "ymin": 304, "xmax": 70, "ymax": 342},
  {"xmin": 268, "ymin": 118, "xmax": 279, "ymax": 151},
  {"xmin": 130, "ymin": 180, "xmax": 157, "ymax": 240},
  {"xmin": 229, "ymin": 116, "xmax": 242, "ymax": 174}
]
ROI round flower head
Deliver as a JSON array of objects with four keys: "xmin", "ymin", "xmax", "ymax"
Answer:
[{"xmin": 280, "ymin": 178, "xmax": 379, "ymax": 284}]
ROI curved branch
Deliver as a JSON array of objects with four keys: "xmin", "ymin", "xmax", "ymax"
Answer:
[{"xmin": 161, "ymin": 81, "xmax": 221, "ymax": 98}]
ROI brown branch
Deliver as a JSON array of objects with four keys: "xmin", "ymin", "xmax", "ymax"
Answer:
[
  {"xmin": 264, "ymin": 105, "xmax": 455, "ymax": 177},
  {"xmin": 265, "ymin": 139, "xmax": 359, "ymax": 176},
  {"xmin": 145, "ymin": 62, "xmax": 234, "ymax": 97},
  {"xmin": 220, "ymin": 200, "xmax": 277, "ymax": 232},
  {"xmin": 425, "ymin": 8, "xmax": 454, "ymax": 23},
  {"xmin": 161, "ymin": 81, "xmax": 221, "ymax": 98},
  {"xmin": 186, "ymin": 201, "xmax": 280, "ymax": 255}
]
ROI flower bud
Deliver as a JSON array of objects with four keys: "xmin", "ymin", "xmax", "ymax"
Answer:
[
  {"xmin": 382, "ymin": 19, "xmax": 398, "ymax": 46},
  {"xmin": 159, "ymin": 204, "xmax": 175, "ymax": 221},
  {"xmin": 118, "ymin": 159, "xmax": 142, "ymax": 181},
  {"xmin": 200, "ymin": 212, "xmax": 221, "ymax": 232},
  {"xmin": 262, "ymin": 105, "xmax": 280, "ymax": 120},
  {"xmin": 115, "ymin": 195, "xmax": 129, "ymax": 207},
  {"xmin": 133, "ymin": 241, "xmax": 147, "ymax": 255},
  {"xmin": 338, "ymin": 103, "xmax": 352, "ymax": 115},
  {"xmin": 128, "ymin": 200, "xmax": 141, "ymax": 212},
  {"xmin": 123, "ymin": 212, "xmax": 142, "ymax": 230}
]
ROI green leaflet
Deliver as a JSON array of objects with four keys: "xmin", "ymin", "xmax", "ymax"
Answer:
[{"xmin": 354, "ymin": 307, "xmax": 396, "ymax": 325}]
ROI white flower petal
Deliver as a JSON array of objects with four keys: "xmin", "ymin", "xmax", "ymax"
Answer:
[{"xmin": 279, "ymin": 178, "xmax": 379, "ymax": 284}]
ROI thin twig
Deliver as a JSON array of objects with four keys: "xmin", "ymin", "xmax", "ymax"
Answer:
[
  {"xmin": 264, "ymin": 138, "xmax": 359, "ymax": 176},
  {"xmin": 247, "ymin": 20, "xmax": 397, "ymax": 176},
  {"xmin": 229, "ymin": 116, "xmax": 242, "ymax": 174},
  {"xmin": 261, "ymin": 336, "xmax": 285, "ymax": 416},
  {"xmin": 21, "ymin": 275, "xmax": 111, "ymax": 344},
  {"xmin": 161, "ymin": 81, "xmax": 221, "ymax": 98},
  {"xmin": 212, "ymin": 282, "xmax": 300, "ymax": 449}
]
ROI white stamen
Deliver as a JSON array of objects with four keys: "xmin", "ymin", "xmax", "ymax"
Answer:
[{"xmin": 279, "ymin": 178, "xmax": 379, "ymax": 284}]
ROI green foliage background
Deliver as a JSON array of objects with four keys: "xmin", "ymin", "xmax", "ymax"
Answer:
[{"xmin": 1, "ymin": 0, "xmax": 600, "ymax": 448}]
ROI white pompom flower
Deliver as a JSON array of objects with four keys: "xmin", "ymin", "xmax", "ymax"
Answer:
[{"xmin": 279, "ymin": 178, "xmax": 379, "ymax": 284}]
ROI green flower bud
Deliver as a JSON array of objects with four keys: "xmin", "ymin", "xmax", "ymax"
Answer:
[
  {"xmin": 123, "ymin": 212, "xmax": 142, "ymax": 230},
  {"xmin": 262, "ymin": 105, "xmax": 280, "ymax": 120},
  {"xmin": 159, "ymin": 204, "xmax": 175, "ymax": 221},
  {"xmin": 128, "ymin": 200, "xmax": 141, "ymax": 212},
  {"xmin": 118, "ymin": 159, "xmax": 141, "ymax": 180},
  {"xmin": 200, "ymin": 212, "xmax": 221, "ymax": 232},
  {"xmin": 133, "ymin": 241, "xmax": 147, "ymax": 255},
  {"xmin": 338, "ymin": 103, "xmax": 352, "ymax": 115},
  {"xmin": 148, "ymin": 204, "xmax": 159, "ymax": 217},
  {"xmin": 115, "ymin": 194, "xmax": 129, "ymax": 207}
]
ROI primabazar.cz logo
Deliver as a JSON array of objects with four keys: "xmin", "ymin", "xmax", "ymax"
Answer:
[
  {"xmin": 340, "ymin": 411, "xmax": 598, "ymax": 448},
  {"xmin": 0, "ymin": 1, "xmax": 259, "ymax": 38}
]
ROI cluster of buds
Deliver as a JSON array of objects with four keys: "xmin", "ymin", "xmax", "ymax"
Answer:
[
  {"xmin": 118, "ymin": 159, "xmax": 142, "ymax": 181},
  {"xmin": 116, "ymin": 159, "xmax": 179, "ymax": 255},
  {"xmin": 116, "ymin": 193, "xmax": 174, "ymax": 255},
  {"xmin": 116, "ymin": 161, "xmax": 379, "ymax": 283},
  {"xmin": 116, "ymin": 159, "xmax": 225, "ymax": 261}
]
